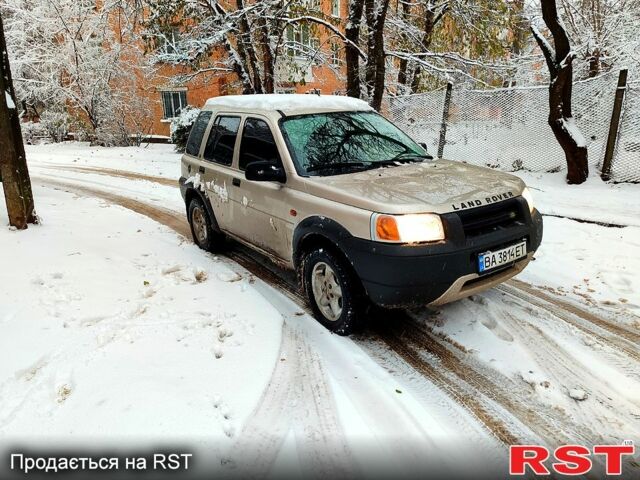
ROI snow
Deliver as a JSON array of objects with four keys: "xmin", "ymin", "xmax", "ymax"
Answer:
[
  {"xmin": 3, "ymin": 142, "xmax": 640, "ymax": 476},
  {"xmin": 515, "ymin": 169, "xmax": 640, "ymax": 227},
  {"xmin": 205, "ymin": 94, "xmax": 373, "ymax": 114},
  {"xmin": 5, "ymin": 91, "xmax": 15, "ymax": 109},
  {"xmin": 569, "ymin": 389, "xmax": 588, "ymax": 401},
  {"xmin": 563, "ymin": 117, "xmax": 587, "ymax": 148},
  {"xmin": 0, "ymin": 185, "xmax": 283, "ymax": 455}
]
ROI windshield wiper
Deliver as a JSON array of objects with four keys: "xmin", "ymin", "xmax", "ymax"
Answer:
[
  {"xmin": 366, "ymin": 155, "xmax": 429, "ymax": 170},
  {"xmin": 306, "ymin": 162, "xmax": 373, "ymax": 173},
  {"xmin": 392, "ymin": 151, "xmax": 434, "ymax": 161}
]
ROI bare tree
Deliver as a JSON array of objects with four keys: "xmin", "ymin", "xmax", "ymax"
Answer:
[
  {"xmin": 560, "ymin": 0, "xmax": 640, "ymax": 78},
  {"xmin": 2, "ymin": 0, "xmax": 154, "ymax": 145},
  {"xmin": 0, "ymin": 13, "xmax": 36, "ymax": 229},
  {"xmin": 532, "ymin": 0, "xmax": 588, "ymax": 184}
]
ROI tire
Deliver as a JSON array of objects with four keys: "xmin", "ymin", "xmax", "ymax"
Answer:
[
  {"xmin": 302, "ymin": 248, "xmax": 366, "ymax": 335},
  {"xmin": 187, "ymin": 197, "xmax": 224, "ymax": 252}
]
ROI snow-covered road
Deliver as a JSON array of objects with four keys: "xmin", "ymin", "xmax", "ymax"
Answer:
[{"xmin": 2, "ymin": 143, "xmax": 639, "ymax": 478}]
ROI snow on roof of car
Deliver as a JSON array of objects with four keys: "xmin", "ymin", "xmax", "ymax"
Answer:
[{"xmin": 204, "ymin": 94, "xmax": 373, "ymax": 115}]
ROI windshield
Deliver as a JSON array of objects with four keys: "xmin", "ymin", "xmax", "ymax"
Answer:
[{"xmin": 280, "ymin": 111, "xmax": 429, "ymax": 176}]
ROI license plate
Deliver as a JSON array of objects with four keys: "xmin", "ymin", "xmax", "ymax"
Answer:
[{"xmin": 478, "ymin": 241, "xmax": 527, "ymax": 273}]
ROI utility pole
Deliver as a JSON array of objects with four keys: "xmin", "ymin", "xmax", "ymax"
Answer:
[{"xmin": 0, "ymin": 12, "xmax": 36, "ymax": 229}]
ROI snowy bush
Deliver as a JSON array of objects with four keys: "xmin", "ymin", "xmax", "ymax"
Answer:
[
  {"xmin": 39, "ymin": 110, "xmax": 69, "ymax": 143},
  {"xmin": 171, "ymin": 106, "xmax": 200, "ymax": 152},
  {"xmin": 21, "ymin": 121, "xmax": 49, "ymax": 145}
]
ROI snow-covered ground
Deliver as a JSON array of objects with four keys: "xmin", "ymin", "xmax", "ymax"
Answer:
[{"xmin": 2, "ymin": 143, "xmax": 639, "ymax": 477}]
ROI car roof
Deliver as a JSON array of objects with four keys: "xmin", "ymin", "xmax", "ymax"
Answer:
[{"xmin": 204, "ymin": 94, "xmax": 374, "ymax": 116}]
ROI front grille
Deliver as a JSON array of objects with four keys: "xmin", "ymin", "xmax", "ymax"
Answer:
[{"xmin": 456, "ymin": 198, "xmax": 524, "ymax": 237}]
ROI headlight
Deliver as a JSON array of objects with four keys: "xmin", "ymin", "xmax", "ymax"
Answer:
[
  {"xmin": 372, "ymin": 213, "xmax": 445, "ymax": 243},
  {"xmin": 521, "ymin": 187, "xmax": 535, "ymax": 214}
]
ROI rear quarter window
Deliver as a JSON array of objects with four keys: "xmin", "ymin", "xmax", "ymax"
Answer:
[{"xmin": 185, "ymin": 111, "xmax": 213, "ymax": 157}]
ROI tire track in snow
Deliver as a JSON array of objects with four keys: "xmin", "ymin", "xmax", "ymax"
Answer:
[
  {"xmin": 507, "ymin": 279, "xmax": 640, "ymax": 345},
  {"xmin": 225, "ymin": 324, "xmax": 354, "ymax": 479},
  {"xmin": 36, "ymin": 164, "xmax": 178, "ymax": 187},
  {"xmin": 499, "ymin": 282, "xmax": 640, "ymax": 365},
  {"xmin": 371, "ymin": 315, "xmax": 597, "ymax": 449},
  {"xmin": 498, "ymin": 310, "xmax": 640, "ymax": 441}
]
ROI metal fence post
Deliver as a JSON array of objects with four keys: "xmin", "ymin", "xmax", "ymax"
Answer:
[
  {"xmin": 601, "ymin": 69, "xmax": 628, "ymax": 181},
  {"xmin": 437, "ymin": 82, "xmax": 453, "ymax": 159}
]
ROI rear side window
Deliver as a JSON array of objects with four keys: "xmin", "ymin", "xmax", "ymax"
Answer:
[
  {"xmin": 203, "ymin": 116, "xmax": 241, "ymax": 166},
  {"xmin": 185, "ymin": 111, "xmax": 212, "ymax": 157},
  {"xmin": 239, "ymin": 118, "xmax": 281, "ymax": 170}
]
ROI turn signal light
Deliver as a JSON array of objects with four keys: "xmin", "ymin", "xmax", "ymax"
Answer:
[
  {"xmin": 372, "ymin": 213, "xmax": 445, "ymax": 244},
  {"xmin": 375, "ymin": 215, "xmax": 401, "ymax": 241}
]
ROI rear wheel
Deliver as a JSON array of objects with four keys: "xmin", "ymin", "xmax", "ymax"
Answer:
[
  {"xmin": 188, "ymin": 197, "xmax": 224, "ymax": 252},
  {"xmin": 302, "ymin": 248, "xmax": 366, "ymax": 335}
]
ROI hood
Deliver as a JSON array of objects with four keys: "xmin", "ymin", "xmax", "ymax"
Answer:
[{"xmin": 302, "ymin": 160, "xmax": 525, "ymax": 214}]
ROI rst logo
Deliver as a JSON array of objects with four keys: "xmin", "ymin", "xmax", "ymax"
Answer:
[{"xmin": 509, "ymin": 442, "xmax": 635, "ymax": 476}]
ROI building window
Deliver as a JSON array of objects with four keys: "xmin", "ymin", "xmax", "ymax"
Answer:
[
  {"xmin": 331, "ymin": 43, "xmax": 341, "ymax": 66},
  {"xmin": 331, "ymin": 0, "xmax": 340, "ymax": 17},
  {"xmin": 161, "ymin": 90, "xmax": 187, "ymax": 119},
  {"xmin": 286, "ymin": 23, "xmax": 319, "ymax": 58}
]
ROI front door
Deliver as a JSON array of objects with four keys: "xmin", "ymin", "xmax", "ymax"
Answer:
[{"xmin": 227, "ymin": 116, "xmax": 292, "ymax": 261}]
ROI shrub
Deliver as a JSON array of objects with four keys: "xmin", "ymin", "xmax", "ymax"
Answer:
[
  {"xmin": 40, "ymin": 110, "xmax": 70, "ymax": 143},
  {"xmin": 170, "ymin": 106, "xmax": 200, "ymax": 152},
  {"xmin": 22, "ymin": 122, "xmax": 49, "ymax": 145}
]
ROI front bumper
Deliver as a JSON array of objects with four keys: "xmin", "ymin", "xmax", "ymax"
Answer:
[{"xmin": 344, "ymin": 201, "xmax": 543, "ymax": 308}]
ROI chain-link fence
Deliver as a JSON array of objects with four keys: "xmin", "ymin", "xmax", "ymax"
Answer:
[
  {"xmin": 610, "ymin": 81, "xmax": 640, "ymax": 183},
  {"xmin": 387, "ymin": 70, "xmax": 639, "ymax": 183}
]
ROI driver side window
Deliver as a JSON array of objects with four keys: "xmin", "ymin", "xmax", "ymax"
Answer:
[{"xmin": 239, "ymin": 118, "xmax": 281, "ymax": 171}]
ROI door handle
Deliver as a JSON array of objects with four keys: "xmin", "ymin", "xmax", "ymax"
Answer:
[
  {"xmin": 232, "ymin": 178, "xmax": 241, "ymax": 187},
  {"xmin": 199, "ymin": 166, "xmax": 205, "ymax": 174}
]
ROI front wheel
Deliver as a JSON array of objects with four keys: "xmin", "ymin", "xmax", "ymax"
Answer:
[{"xmin": 302, "ymin": 248, "xmax": 366, "ymax": 335}]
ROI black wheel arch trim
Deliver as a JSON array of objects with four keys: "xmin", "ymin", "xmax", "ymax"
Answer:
[{"xmin": 292, "ymin": 216, "xmax": 356, "ymax": 269}]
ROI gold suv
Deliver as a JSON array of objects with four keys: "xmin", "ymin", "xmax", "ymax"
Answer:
[{"xmin": 180, "ymin": 94, "xmax": 543, "ymax": 335}]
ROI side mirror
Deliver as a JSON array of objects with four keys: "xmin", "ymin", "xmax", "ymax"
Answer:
[
  {"xmin": 245, "ymin": 161, "xmax": 286, "ymax": 183},
  {"xmin": 419, "ymin": 142, "xmax": 429, "ymax": 152}
]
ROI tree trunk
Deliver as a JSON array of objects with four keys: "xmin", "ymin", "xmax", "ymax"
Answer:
[
  {"xmin": 235, "ymin": 0, "xmax": 263, "ymax": 93},
  {"xmin": 588, "ymin": 48, "xmax": 601, "ymax": 78},
  {"xmin": 396, "ymin": 0, "xmax": 411, "ymax": 91},
  {"xmin": 365, "ymin": 0, "xmax": 390, "ymax": 111},
  {"xmin": 0, "ymin": 14, "xmax": 37, "ymax": 229},
  {"xmin": 345, "ymin": 0, "xmax": 364, "ymax": 98},
  {"xmin": 410, "ymin": 3, "xmax": 437, "ymax": 93},
  {"xmin": 533, "ymin": 0, "xmax": 588, "ymax": 184},
  {"xmin": 548, "ymin": 60, "xmax": 588, "ymax": 183},
  {"xmin": 255, "ymin": 16, "xmax": 275, "ymax": 93}
]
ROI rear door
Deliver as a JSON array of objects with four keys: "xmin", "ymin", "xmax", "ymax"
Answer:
[
  {"xmin": 227, "ymin": 116, "xmax": 292, "ymax": 260},
  {"xmin": 200, "ymin": 114, "xmax": 242, "ymax": 231}
]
